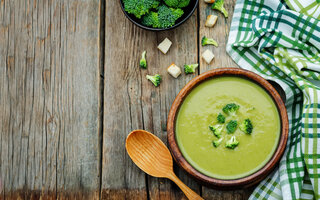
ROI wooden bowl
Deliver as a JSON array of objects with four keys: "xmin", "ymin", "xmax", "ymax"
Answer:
[{"xmin": 167, "ymin": 68, "xmax": 288, "ymax": 189}]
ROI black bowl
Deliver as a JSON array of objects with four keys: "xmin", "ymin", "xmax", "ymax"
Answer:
[{"xmin": 119, "ymin": 0, "xmax": 199, "ymax": 31}]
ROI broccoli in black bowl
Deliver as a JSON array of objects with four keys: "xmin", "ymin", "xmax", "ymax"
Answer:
[{"xmin": 120, "ymin": 0, "xmax": 198, "ymax": 30}]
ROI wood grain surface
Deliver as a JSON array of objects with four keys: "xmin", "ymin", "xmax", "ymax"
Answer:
[
  {"xmin": 0, "ymin": 0, "xmax": 256, "ymax": 199},
  {"xmin": 0, "ymin": 0, "xmax": 101, "ymax": 199}
]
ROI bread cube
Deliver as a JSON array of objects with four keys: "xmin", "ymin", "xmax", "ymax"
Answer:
[
  {"xmin": 158, "ymin": 38, "xmax": 172, "ymax": 54},
  {"xmin": 205, "ymin": 15, "xmax": 218, "ymax": 28},
  {"xmin": 202, "ymin": 49, "xmax": 215, "ymax": 64},
  {"xmin": 167, "ymin": 63, "xmax": 181, "ymax": 78}
]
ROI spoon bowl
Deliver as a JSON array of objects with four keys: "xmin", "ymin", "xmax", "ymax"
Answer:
[
  {"xmin": 126, "ymin": 130, "xmax": 173, "ymax": 177},
  {"xmin": 126, "ymin": 130, "xmax": 204, "ymax": 200}
]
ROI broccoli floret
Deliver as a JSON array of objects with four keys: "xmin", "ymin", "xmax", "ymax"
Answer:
[
  {"xmin": 212, "ymin": 138, "xmax": 223, "ymax": 148},
  {"xmin": 217, "ymin": 113, "xmax": 225, "ymax": 123},
  {"xmin": 222, "ymin": 103, "xmax": 240, "ymax": 116},
  {"xmin": 201, "ymin": 36, "xmax": 218, "ymax": 47},
  {"xmin": 226, "ymin": 120, "xmax": 237, "ymax": 134},
  {"xmin": 212, "ymin": 0, "xmax": 228, "ymax": 18},
  {"xmin": 142, "ymin": 5, "xmax": 184, "ymax": 28},
  {"xmin": 157, "ymin": 5, "xmax": 184, "ymax": 28},
  {"xmin": 123, "ymin": 0, "xmax": 160, "ymax": 19},
  {"xmin": 146, "ymin": 74, "xmax": 161, "ymax": 87},
  {"xmin": 225, "ymin": 136, "xmax": 239, "ymax": 149},
  {"xmin": 164, "ymin": 0, "xmax": 190, "ymax": 8},
  {"xmin": 209, "ymin": 124, "xmax": 223, "ymax": 138},
  {"xmin": 184, "ymin": 64, "xmax": 199, "ymax": 74},
  {"xmin": 139, "ymin": 51, "xmax": 147, "ymax": 69},
  {"xmin": 177, "ymin": 0, "xmax": 190, "ymax": 7},
  {"xmin": 240, "ymin": 119, "xmax": 253, "ymax": 134},
  {"xmin": 142, "ymin": 12, "xmax": 160, "ymax": 28}
]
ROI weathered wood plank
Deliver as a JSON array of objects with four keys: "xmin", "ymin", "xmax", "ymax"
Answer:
[
  {"xmin": 199, "ymin": 0, "xmax": 254, "ymax": 199},
  {"xmin": 199, "ymin": 0, "xmax": 237, "ymax": 71},
  {"xmin": 0, "ymin": 0, "xmax": 101, "ymax": 199},
  {"xmin": 102, "ymin": 1, "xmax": 200, "ymax": 199},
  {"xmin": 145, "ymin": 13, "xmax": 201, "ymax": 200},
  {"xmin": 102, "ymin": 1, "xmax": 148, "ymax": 199}
]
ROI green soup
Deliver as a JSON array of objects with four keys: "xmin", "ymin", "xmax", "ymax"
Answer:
[{"xmin": 175, "ymin": 76, "xmax": 281, "ymax": 179}]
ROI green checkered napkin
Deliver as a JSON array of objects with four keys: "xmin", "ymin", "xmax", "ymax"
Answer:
[{"xmin": 227, "ymin": 0, "xmax": 320, "ymax": 199}]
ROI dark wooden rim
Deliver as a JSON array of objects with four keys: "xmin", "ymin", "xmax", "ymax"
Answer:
[{"xmin": 167, "ymin": 68, "xmax": 289, "ymax": 189}]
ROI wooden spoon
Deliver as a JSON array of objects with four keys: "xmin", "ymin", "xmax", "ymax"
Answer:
[{"xmin": 126, "ymin": 130, "xmax": 204, "ymax": 200}]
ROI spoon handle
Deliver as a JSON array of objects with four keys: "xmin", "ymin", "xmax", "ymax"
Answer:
[{"xmin": 168, "ymin": 173, "xmax": 204, "ymax": 200}]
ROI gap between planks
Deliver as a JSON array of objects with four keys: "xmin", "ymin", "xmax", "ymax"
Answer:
[{"xmin": 99, "ymin": 0, "xmax": 106, "ymax": 199}]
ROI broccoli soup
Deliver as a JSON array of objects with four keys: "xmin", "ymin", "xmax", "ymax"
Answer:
[{"xmin": 175, "ymin": 76, "xmax": 280, "ymax": 179}]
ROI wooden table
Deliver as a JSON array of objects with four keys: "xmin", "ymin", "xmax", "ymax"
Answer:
[{"xmin": 0, "ymin": 0, "xmax": 254, "ymax": 199}]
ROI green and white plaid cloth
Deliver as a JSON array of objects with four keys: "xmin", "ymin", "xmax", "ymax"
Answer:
[{"xmin": 227, "ymin": 0, "xmax": 320, "ymax": 199}]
